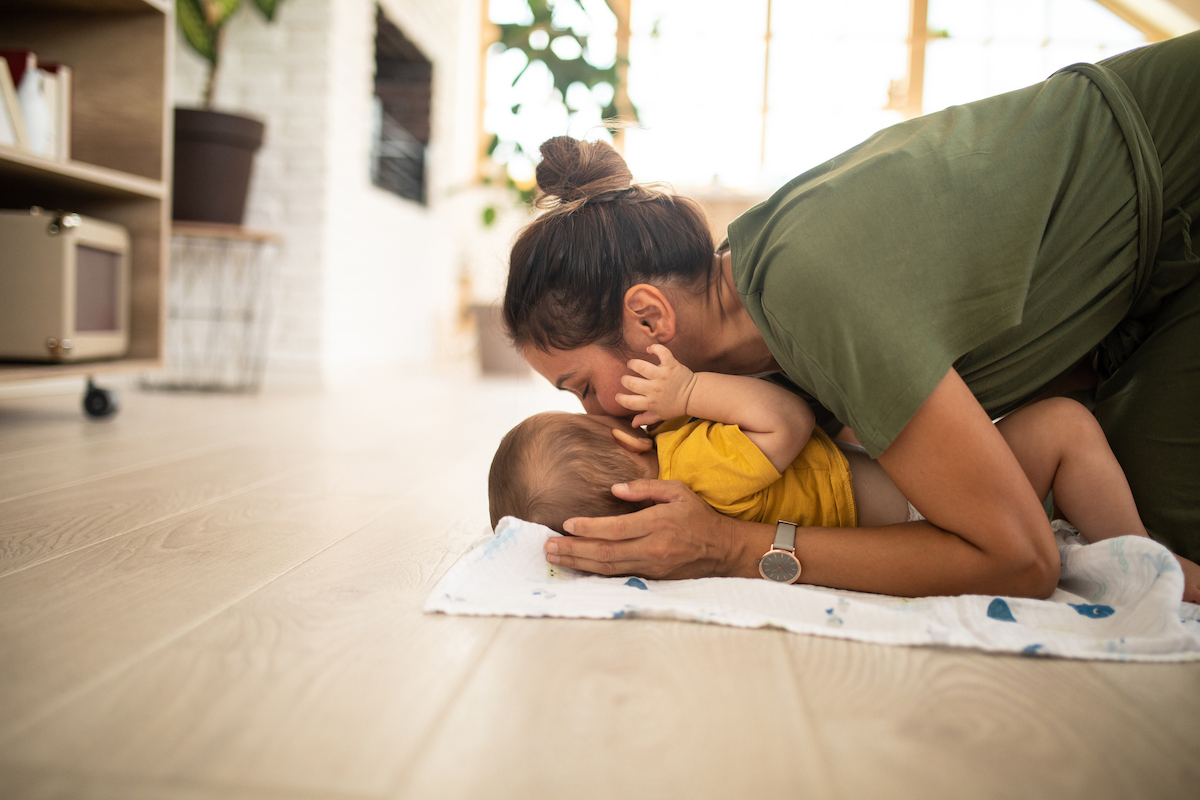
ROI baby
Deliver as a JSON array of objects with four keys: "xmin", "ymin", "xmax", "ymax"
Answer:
[{"xmin": 489, "ymin": 344, "xmax": 1183, "ymax": 584}]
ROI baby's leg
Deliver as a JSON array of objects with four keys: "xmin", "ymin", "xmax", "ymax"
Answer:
[{"xmin": 995, "ymin": 398, "xmax": 1148, "ymax": 541}]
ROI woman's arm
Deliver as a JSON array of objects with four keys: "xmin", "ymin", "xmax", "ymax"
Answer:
[
  {"xmin": 551, "ymin": 368, "xmax": 1062, "ymax": 598},
  {"xmin": 618, "ymin": 344, "xmax": 815, "ymax": 472}
]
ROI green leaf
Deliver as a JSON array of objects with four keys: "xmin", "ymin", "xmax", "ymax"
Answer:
[
  {"xmin": 482, "ymin": 205, "xmax": 498, "ymax": 227},
  {"xmin": 177, "ymin": 0, "xmax": 218, "ymax": 64},
  {"xmin": 206, "ymin": 0, "xmax": 242, "ymax": 26},
  {"xmin": 251, "ymin": 0, "xmax": 283, "ymax": 21}
]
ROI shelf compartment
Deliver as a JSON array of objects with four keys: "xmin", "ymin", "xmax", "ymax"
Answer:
[
  {"xmin": 0, "ymin": 358, "xmax": 162, "ymax": 383},
  {"xmin": 0, "ymin": 4, "xmax": 170, "ymax": 182},
  {"xmin": 0, "ymin": 146, "xmax": 165, "ymax": 201}
]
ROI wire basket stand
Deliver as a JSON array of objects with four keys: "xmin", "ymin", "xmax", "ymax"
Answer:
[{"xmin": 142, "ymin": 223, "xmax": 280, "ymax": 393}]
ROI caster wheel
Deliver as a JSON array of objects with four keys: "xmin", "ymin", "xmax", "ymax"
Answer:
[{"xmin": 83, "ymin": 380, "xmax": 119, "ymax": 418}]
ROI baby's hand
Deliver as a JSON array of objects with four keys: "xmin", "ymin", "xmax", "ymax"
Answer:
[{"xmin": 616, "ymin": 344, "xmax": 698, "ymax": 427}]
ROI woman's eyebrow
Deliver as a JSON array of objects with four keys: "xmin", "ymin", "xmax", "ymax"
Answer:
[{"xmin": 554, "ymin": 372, "xmax": 577, "ymax": 391}]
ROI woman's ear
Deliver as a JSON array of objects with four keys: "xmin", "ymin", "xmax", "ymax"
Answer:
[
  {"xmin": 612, "ymin": 427, "xmax": 653, "ymax": 453},
  {"xmin": 622, "ymin": 284, "xmax": 676, "ymax": 346}
]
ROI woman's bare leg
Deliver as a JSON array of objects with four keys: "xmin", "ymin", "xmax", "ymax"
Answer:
[{"xmin": 995, "ymin": 397, "xmax": 1148, "ymax": 541}]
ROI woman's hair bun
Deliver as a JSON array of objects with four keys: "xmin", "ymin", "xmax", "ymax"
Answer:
[{"xmin": 534, "ymin": 136, "xmax": 633, "ymax": 210}]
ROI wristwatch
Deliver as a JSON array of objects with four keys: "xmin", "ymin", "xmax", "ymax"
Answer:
[{"xmin": 758, "ymin": 520, "xmax": 801, "ymax": 584}]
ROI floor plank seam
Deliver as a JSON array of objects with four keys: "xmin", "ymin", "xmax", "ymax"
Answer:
[
  {"xmin": 1083, "ymin": 663, "xmax": 1200, "ymax": 769},
  {"xmin": 0, "ymin": 762, "xmax": 388, "ymax": 800},
  {"xmin": 0, "ymin": 460, "xmax": 315, "ymax": 581},
  {"xmin": 0, "ymin": 439, "xmax": 240, "ymax": 506},
  {"xmin": 385, "ymin": 619, "xmax": 507, "ymax": 798},
  {"xmin": 776, "ymin": 632, "xmax": 846, "ymax": 800},
  {"xmin": 0, "ymin": 492, "xmax": 412, "ymax": 745},
  {"xmin": 0, "ymin": 420, "xmax": 213, "ymax": 463}
]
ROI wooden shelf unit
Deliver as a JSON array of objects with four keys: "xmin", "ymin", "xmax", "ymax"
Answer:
[{"xmin": 0, "ymin": 0, "xmax": 171, "ymax": 382}]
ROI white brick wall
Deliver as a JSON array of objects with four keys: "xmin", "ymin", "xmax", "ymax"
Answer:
[{"xmin": 174, "ymin": 0, "xmax": 483, "ymax": 388}]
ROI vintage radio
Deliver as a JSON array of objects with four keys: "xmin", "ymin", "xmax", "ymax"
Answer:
[{"xmin": 0, "ymin": 207, "xmax": 130, "ymax": 362}]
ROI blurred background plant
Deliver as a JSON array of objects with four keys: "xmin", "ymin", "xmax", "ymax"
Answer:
[
  {"xmin": 176, "ymin": 0, "xmax": 284, "ymax": 108},
  {"xmin": 481, "ymin": 0, "xmax": 638, "ymax": 225}
]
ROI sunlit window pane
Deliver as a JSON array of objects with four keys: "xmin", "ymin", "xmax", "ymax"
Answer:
[{"xmin": 484, "ymin": 0, "xmax": 1149, "ymax": 193}]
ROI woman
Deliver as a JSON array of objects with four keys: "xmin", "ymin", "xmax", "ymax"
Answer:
[{"xmin": 502, "ymin": 32, "xmax": 1200, "ymax": 599}]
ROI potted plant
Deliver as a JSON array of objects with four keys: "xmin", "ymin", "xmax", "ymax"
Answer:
[
  {"xmin": 172, "ymin": 0, "xmax": 283, "ymax": 224},
  {"xmin": 466, "ymin": 0, "xmax": 637, "ymax": 374}
]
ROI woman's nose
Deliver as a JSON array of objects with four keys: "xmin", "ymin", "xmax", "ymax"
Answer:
[{"xmin": 581, "ymin": 394, "xmax": 605, "ymax": 415}]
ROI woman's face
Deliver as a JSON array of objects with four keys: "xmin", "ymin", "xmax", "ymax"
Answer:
[{"xmin": 523, "ymin": 343, "xmax": 638, "ymax": 418}]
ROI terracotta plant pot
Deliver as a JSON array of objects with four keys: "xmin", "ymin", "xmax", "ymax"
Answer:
[
  {"xmin": 172, "ymin": 108, "xmax": 265, "ymax": 224},
  {"xmin": 470, "ymin": 303, "xmax": 530, "ymax": 376}
]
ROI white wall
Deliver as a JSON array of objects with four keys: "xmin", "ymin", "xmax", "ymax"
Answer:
[{"xmin": 174, "ymin": 0, "xmax": 484, "ymax": 388}]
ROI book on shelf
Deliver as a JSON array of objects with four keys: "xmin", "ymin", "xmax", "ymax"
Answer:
[
  {"xmin": 0, "ymin": 57, "xmax": 27, "ymax": 149},
  {"xmin": 0, "ymin": 49, "xmax": 71, "ymax": 160},
  {"xmin": 41, "ymin": 63, "xmax": 71, "ymax": 160}
]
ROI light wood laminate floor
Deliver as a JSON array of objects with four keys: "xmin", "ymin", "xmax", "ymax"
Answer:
[{"xmin": 0, "ymin": 375, "xmax": 1197, "ymax": 800}]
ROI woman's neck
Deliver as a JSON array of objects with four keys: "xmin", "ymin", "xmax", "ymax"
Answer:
[{"xmin": 674, "ymin": 251, "xmax": 779, "ymax": 375}]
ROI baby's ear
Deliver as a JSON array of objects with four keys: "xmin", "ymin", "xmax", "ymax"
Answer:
[{"xmin": 612, "ymin": 427, "xmax": 653, "ymax": 453}]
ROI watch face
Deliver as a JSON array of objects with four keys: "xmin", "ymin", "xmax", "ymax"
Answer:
[{"xmin": 759, "ymin": 550, "xmax": 801, "ymax": 583}]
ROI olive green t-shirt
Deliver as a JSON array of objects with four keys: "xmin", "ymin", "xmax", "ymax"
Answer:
[{"xmin": 729, "ymin": 65, "xmax": 1159, "ymax": 457}]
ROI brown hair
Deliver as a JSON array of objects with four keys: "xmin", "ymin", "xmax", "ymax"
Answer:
[
  {"xmin": 504, "ymin": 136, "xmax": 715, "ymax": 354},
  {"xmin": 488, "ymin": 412, "xmax": 650, "ymax": 533}
]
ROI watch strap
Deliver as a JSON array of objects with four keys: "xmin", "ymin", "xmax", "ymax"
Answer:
[{"xmin": 773, "ymin": 520, "xmax": 798, "ymax": 552}]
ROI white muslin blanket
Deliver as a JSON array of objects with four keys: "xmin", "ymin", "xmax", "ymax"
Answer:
[{"xmin": 425, "ymin": 517, "xmax": 1200, "ymax": 662}]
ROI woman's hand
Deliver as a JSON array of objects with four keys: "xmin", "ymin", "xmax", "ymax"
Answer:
[
  {"xmin": 616, "ymin": 344, "xmax": 698, "ymax": 428},
  {"xmin": 547, "ymin": 479, "xmax": 773, "ymax": 579}
]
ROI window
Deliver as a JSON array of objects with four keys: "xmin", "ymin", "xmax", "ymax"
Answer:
[{"xmin": 372, "ymin": 7, "xmax": 432, "ymax": 204}]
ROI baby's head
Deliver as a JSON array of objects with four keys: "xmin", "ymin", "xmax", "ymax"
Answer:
[{"xmin": 488, "ymin": 411, "xmax": 656, "ymax": 533}]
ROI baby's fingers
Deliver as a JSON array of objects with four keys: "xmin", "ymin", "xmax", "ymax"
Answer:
[
  {"xmin": 646, "ymin": 344, "xmax": 677, "ymax": 367},
  {"xmin": 631, "ymin": 411, "xmax": 663, "ymax": 427},
  {"xmin": 620, "ymin": 374, "xmax": 653, "ymax": 394},
  {"xmin": 615, "ymin": 392, "xmax": 650, "ymax": 411},
  {"xmin": 626, "ymin": 358, "xmax": 660, "ymax": 379}
]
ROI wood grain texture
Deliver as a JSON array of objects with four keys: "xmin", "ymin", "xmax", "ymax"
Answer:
[
  {"xmin": 0, "ymin": 387, "xmax": 291, "ymax": 457},
  {"xmin": 0, "ymin": 505, "xmax": 501, "ymax": 796},
  {"xmin": 780, "ymin": 634, "xmax": 1200, "ymax": 800},
  {"xmin": 0, "ymin": 486, "xmax": 399, "ymax": 737},
  {"xmin": 0, "ymin": 425, "xmax": 230, "ymax": 501},
  {"xmin": 0, "ymin": 443, "xmax": 313, "ymax": 576},
  {"xmin": 397, "ymin": 621, "xmax": 837, "ymax": 800},
  {"xmin": 0, "ymin": 763, "xmax": 370, "ymax": 800},
  {"xmin": 1, "ymin": 376, "xmax": 1197, "ymax": 800}
]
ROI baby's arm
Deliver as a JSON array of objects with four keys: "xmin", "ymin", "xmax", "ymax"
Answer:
[{"xmin": 616, "ymin": 344, "xmax": 815, "ymax": 472}]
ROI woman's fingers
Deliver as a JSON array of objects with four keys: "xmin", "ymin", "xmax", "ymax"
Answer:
[
  {"xmin": 553, "ymin": 480, "xmax": 741, "ymax": 580},
  {"xmin": 544, "ymin": 551, "xmax": 641, "ymax": 577},
  {"xmin": 610, "ymin": 478, "xmax": 693, "ymax": 505}
]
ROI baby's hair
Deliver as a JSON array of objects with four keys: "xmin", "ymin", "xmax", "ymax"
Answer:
[{"xmin": 488, "ymin": 412, "xmax": 649, "ymax": 533}]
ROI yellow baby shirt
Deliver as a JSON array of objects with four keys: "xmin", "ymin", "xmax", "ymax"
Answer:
[{"xmin": 654, "ymin": 418, "xmax": 857, "ymax": 528}]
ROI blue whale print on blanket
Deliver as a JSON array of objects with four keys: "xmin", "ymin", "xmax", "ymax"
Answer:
[
  {"xmin": 1069, "ymin": 603, "xmax": 1115, "ymax": 618},
  {"xmin": 624, "ymin": 577, "xmax": 648, "ymax": 590},
  {"xmin": 987, "ymin": 598, "xmax": 1017, "ymax": 622}
]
